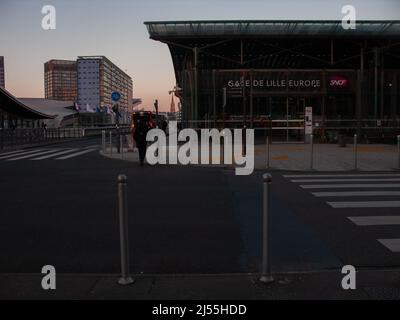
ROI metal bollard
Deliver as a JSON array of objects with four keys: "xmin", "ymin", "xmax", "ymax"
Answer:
[
  {"xmin": 221, "ymin": 131, "xmax": 225, "ymax": 165},
  {"xmin": 242, "ymin": 126, "xmax": 247, "ymax": 156},
  {"xmin": 397, "ymin": 135, "xmax": 400, "ymax": 170},
  {"xmin": 266, "ymin": 136, "xmax": 270, "ymax": 169},
  {"xmin": 222, "ymin": 140, "xmax": 225, "ymax": 165},
  {"xmin": 117, "ymin": 175, "xmax": 134, "ymax": 285},
  {"xmin": 102, "ymin": 130, "xmax": 106, "ymax": 153},
  {"xmin": 109, "ymin": 132, "xmax": 113, "ymax": 156},
  {"xmin": 310, "ymin": 134, "xmax": 314, "ymax": 170},
  {"xmin": 120, "ymin": 135, "xmax": 124, "ymax": 159},
  {"xmin": 354, "ymin": 134, "xmax": 358, "ymax": 170},
  {"xmin": 260, "ymin": 173, "xmax": 274, "ymax": 284}
]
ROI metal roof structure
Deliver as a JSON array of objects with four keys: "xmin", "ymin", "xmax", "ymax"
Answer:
[
  {"xmin": 145, "ymin": 20, "xmax": 400, "ymax": 39},
  {"xmin": 18, "ymin": 98, "xmax": 76, "ymax": 117},
  {"xmin": 145, "ymin": 19, "xmax": 400, "ymax": 72},
  {"xmin": 0, "ymin": 87, "xmax": 55, "ymax": 119}
]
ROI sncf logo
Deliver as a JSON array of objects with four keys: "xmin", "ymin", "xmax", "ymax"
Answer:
[{"xmin": 329, "ymin": 76, "xmax": 349, "ymax": 88}]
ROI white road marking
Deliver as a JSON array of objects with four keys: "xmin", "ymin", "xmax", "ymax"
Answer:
[
  {"xmin": 301, "ymin": 184, "xmax": 400, "ymax": 189},
  {"xmin": 7, "ymin": 149, "xmax": 61, "ymax": 161},
  {"xmin": 55, "ymin": 148, "xmax": 97, "ymax": 160},
  {"xmin": 312, "ymin": 191, "xmax": 400, "ymax": 197},
  {"xmin": 328, "ymin": 201, "xmax": 400, "ymax": 208},
  {"xmin": 31, "ymin": 148, "xmax": 79, "ymax": 160},
  {"xmin": 292, "ymin": 178, "xmax": 400, "ymax": 183},
  {"xmin": 0, "ymin": 149, "xmax": 46, "ymax": 160},
  {"xmin": 286, "ymin": 173, "xmax": 400, "ymax": 254},
  {"xmin": 378, "ymin": 239, "xmax": 400, "ymax": 252},
  {"xmin": 285, "ymin": 174, "xmax": 400, "ymax": 178},
  {"xmin": 348, "ymin": 216, "xmax": 400, "ymax": 226},
  {"xmin": 0, "ymin": 149, "xmax": 26, "ymax": 156}
]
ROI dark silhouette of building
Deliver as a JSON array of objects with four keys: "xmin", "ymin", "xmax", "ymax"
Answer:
[{"xmin": 145, "ymin": 20, "xmax": 400, "ymax": 141}]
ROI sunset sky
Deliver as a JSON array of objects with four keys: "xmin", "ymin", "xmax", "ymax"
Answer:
[{"xmin": 0, "ymin": 0, "xmax": 399, "ymax": 111}]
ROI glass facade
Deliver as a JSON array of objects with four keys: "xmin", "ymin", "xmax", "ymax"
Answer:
[
  {"xmin": 146, "ymin": 21, "xmax": 400, "ymax": 141},
  {"xmin": 0, "ymin": 87, "xmax": 52, "ymax": 130},
  {"xmin": 0, "ymin": 109, "xmax": 42, "ymax": 129},
  {"xmin": 44, "ymin": 60, "xmax": 77, "ymax": 101}
]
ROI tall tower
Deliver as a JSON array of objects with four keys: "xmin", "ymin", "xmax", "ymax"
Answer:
[
  {"xmin": 44, "ymin": 60, "xmax": 77, "ymax": 101},
  {"xmin": 170, "ymin": 92, "xmax": 176, "ymax": 113},
  {"xmin": 0, "ymin": 56, "xmax": 5, "ymax": 88}
]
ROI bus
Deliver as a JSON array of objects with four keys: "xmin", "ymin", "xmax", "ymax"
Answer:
[
  {"xmin": 131, "ymin": 111, "xmax": 168, "ymax": 130},
  {"xmin": 131, "ymin": 111, "xmax": 154, "ymax": 129}
]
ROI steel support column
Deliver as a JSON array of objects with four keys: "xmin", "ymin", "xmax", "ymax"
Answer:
[
  {"xmin": 213, "ymin": 70, "xmax": 217, "ymax": 128},
  {"xmin": 250, "ymin": 70, "xmax": 254, "ymax": 128},
  {"xmin": 356, "ymin": 70, "xmax": 362, "ymax": 138},
  {"xmin": 357, "ymin": 46, "xmax": 364, "ymax": 137},
  {"xmin": 380, "ymin": 50, "xmax": 385, "ymax": 119},
  {"xmin": 391, "ymin": 73, "xmax": 397, "ymax": 118},
  {"xmin": 242, "ymin": 73, "xmax": 246, "ymax": 128},
  {"xmin": 286, "ymin": 97, "xmax": 289, "ymax": 142},
  {"xmin": 193, "ymin": 47, "xmax": 199, "ymax": 128},
  {"xmin": 374, "ymin": 47, "xmax": 379, "ymax": 119},
  {"xmin": 240, "ymin": 40, "xmax": 244, "ymax": 65}
]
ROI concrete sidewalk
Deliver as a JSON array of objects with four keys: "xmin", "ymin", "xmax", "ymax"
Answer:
[
  {"xmin": 101, "ymin": 143, "xmax": 400, "ymax": 172},
  {"xmin": 1, "ymin": 269, "xmax": 400, "ymax": 300},
  {"xmin": 257, "ymin": 143, "xmax": 399, "ymax": 171}
]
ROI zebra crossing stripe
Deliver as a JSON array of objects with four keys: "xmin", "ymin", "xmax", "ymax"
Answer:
[
  {"xmin": 301, "ymin": 184, "xmax": 400, "ymax": 189},
  {"xmin": 31, "ymin": 148, "xmax": 80, "ymax": 160},
  {"xmin": 348, "ymin": 216, "xmax": 400, "ymax": 226},
  {"xmin": 292, "ymin": 178, "xmax": 400, "ymax": 183},
  {"xmin": 328, "ymin": 201, "xmax": 400, "ymax": 208},
  {"xmin": 312, "ymin": 191, "xmax": 400, "ymax": 197},
  {"xmin": 0, "ymin": 149, "xmax": 26, "ymax": 156},
  {"xmin": 285, "ymin": 174, "xmax": 400, "ymax": 178},
  {"xmin": 7, "ymin": 149, "xmax": 62, "ymax": 161},
  {"xmin": 378, "ymin": 239, "xmax": 400, "ymax": 252},
  {"xmin": 55, "ymin": 148, "xmax": 97, "ymax": 160},
  {"xmin": 0, "ymin": 149, "xmax": 46, "ymax": 160}
]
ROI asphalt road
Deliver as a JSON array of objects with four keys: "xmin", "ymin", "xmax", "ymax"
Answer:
[
  {"xmin": 0, "ymin": 139, "xmax": 241, "ymax": 274},
  {"xmin": 1, "ymin": 138, "xmax": 400, "ymax": 275}
]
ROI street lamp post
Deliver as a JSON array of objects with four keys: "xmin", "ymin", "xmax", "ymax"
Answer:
[{"xmin": 154, "ymin": 99, "xmax": 159, "ymax": 128}]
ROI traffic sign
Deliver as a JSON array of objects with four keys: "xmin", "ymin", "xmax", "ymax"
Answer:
[
  {"xmin": 111, "ymin": 91, "xmax": 121, "ymax": 102},
  {"xmin": 305, "ymin": 106, "xmax": 313, "ymax": 135}
]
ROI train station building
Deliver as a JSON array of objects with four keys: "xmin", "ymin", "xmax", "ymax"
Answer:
[
  {"xmin": 0, "ymin": 86, "xmax": 54, "ymax": 129},
  {"xmin": 145, "ymin": 20, "xmax": 400, "ymax": 142}
]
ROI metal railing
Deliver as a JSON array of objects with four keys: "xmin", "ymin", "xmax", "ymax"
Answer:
[
  {"xmin": 265, "ymin": 134, "xmax": 400, "ymax": 171},
  {"xmin": 183, "ymin": 118, "xmax": 400, "ymax": 129},
  {"xmin": 179, "ymin": 118, "xmax": 400, "ymax": 144},
  {"xmin": 0, "ymin": 126, "xmax": 131, "ymax": 151},
  {"xmin": 102, "ymin": 128, "xmax": 132, "ymax": 157}
]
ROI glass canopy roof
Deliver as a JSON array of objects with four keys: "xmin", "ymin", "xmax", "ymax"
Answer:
[{"xmin": 144, "ymin": 20, "xmax": 400, "ymax": 38}]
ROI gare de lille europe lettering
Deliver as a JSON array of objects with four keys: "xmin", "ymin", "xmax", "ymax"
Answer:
[{"xmin": 228, "ymin": 79, "xmax": 322, "ymax": 89}]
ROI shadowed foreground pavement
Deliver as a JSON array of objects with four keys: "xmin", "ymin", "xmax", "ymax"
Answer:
[
  {"xmin": 2, "ymin": 269, "xmax": 400, "ymax": 300},
  {"xmin": 2, "ymin": 139, "xmax": 400, "ymax": 299}
]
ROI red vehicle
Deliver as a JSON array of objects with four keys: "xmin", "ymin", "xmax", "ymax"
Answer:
[
  {"xmin": 131, "ymin": 111, "xmax": 168, "ymax": 130},
  {"xmin": 131, "ymin": 111, "xmax": 154, "ymax": 130}
]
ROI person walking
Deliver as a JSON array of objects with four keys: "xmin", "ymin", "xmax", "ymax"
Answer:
[{"xmin": 133, "ymin": 119, "xmax": 150, "ymax": 166}]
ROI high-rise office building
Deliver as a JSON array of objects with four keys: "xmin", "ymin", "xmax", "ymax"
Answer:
[
  {"xmin": 44, "ymin": 60, "xmax": 77, "ymax": 101},
  {"xmin": 0, "ymin": 56, "xmax": 5, "ymax": 88},
  {"xmin": 77, "ymin": 56, "xmax": 133, "ymax": 113}
]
